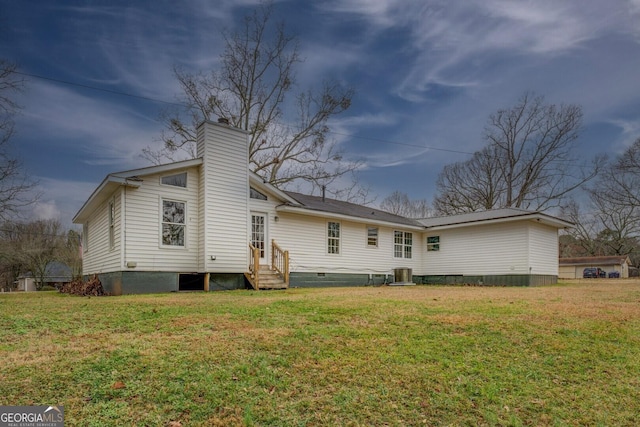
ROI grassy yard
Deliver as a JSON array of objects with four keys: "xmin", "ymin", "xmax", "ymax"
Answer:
[{"xmin": 1, "ymin": 281, "xmax": 639, "ymax": 426}]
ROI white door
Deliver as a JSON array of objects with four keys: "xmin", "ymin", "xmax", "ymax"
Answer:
[{"xmin": 251, "ymin": 213, "xmax": 268, "ymax": 264}]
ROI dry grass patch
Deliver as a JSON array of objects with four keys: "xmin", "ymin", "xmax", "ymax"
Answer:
[{"xmin": 1, "ymin": 281, "xmax": 639, "ymax": 425}]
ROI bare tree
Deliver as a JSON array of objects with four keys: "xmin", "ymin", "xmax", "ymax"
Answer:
[
  {"xmin": 380, "ymin": 191, "xmax": 432, "ymax": 218},
  {"xmin": 0, "ymin": 59, "xmax": 37, "ymax": 220},
  {"xmin": 559, "ymin": 199, "xmax": 603, "ymax": 256},
  {"xmin": 433, "ymin": 145, "xmax": 504, "ymax": 214},
  {"xmin": 9, "ymin": 220, "xmax": 64, "ymax": 290},
  {"xmin": 58, "ymin": 229, "xmax": 83, "ymax": 280},
  {"xmin": 144, "ymin": 3, "xmax": 359, "ymax": 196},
  {"xmin": 434, "ymin": 92, "xmax": 599, "ymax": 214},
  {"xmin": 575, "ymin": 138, "xmax": 640, "ymax": 264},
  {"xmin": 594, "ymin": 137, "xmax": 640, "ymax": 207},
  {"xmin": 0, "ymin": 221, "xmax": 25, "ymax": 290},
  {"xmin": 559, "ymin": 202, "xmax": 640, "ymax": 263}
]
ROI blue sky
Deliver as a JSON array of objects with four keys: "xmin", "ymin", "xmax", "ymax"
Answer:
[{"xmin": 2, "ymin": 0, "xmax": 640, "ymax": 228}]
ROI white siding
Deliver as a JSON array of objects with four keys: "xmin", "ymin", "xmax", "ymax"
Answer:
[
  {"xmin": 272, "ymin": 212, "xmax": 423, "ymax": 275},
  {"xmin": 559, "ymin": 266, "xmax": 577, "ymax": 279},
  {"xmin": 83, "ymin": 189, "xmax": 121, "ymax": 274},
  {"xmin": 423, "ymin": 222, "xmax": 530, "ymax": 275},
  {"xmin": 122, "ymin": 167, "xmax": 200, "ymax": 271},
  {"xmin": 527, "ymin": 222, "xmax": 560, "ymax": 276},
  {"xmin": 197, "ymin": 122, "xmax": 249, "ymax": 272}
]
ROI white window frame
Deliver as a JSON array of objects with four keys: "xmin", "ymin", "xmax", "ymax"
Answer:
[
  {"xmin": 394, "ymin": 231, "xmax": 413, "ymax": 259},
  {"xmin": 327, "ymin": 221, "xmax": 341, "ymax": 255},
  {"xmin": 427, "ymin": 235, "xmax": 440, "ymax": 252},
  {"xmin": 251, "ymin": 212, "xmax": 268, "ymax": 260},
  {"xmin": 250, "ymin": 186, "xmax": 268, "ymax": 200},
  {"xmin": 367, "ymin": 226, "xmax": 378, "ymax": 248},
  {"xmin": 82, "ymin": 222, "xmax": 88, "ymax": 253},
  {"xmin": 161, "ymin": 198, "xmax": 187, "ymax": 248},
  {"xmin": 160, "ymin": 172, "xmax": 187, "ymax": 188}
]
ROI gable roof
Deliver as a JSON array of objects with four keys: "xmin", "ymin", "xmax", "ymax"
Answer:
[
  {"xmin": 418, "ymin": 208, "xmax": 572, "ymax": 230},
  {"xmin": 249, "ymin": 172, "xmax": 300, "ymax": 205},
  {"xmin": 73, "ymin": 158, "xmax": 203, "ymax": 223},
  {"xmin": 560, "ymin": 256, "xmax": 631, "ymax": 266},
  {"xmin": 20, "ymin": 261, "xmax": 72, "ymax": 282},
  {"xmin": 74, "ymin": 155, "xmax": 572, "ymax": 233},
  {"xmin": 278, "ymin": 191, "xmax": 424, "ymax": 229}
]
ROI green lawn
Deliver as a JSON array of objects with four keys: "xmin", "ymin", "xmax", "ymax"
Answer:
[{"xmin": 1, "ymin": 281, "xmax": 639, "ymax": 426}]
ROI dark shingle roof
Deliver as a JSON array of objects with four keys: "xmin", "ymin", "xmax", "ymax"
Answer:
[
  {"xmin": 283, "ymin": 191, "xmax": 423, "ymax": 227},
  {"xmin": 21, "ymin": 261, "xmax": 72, "ymax": 281}
]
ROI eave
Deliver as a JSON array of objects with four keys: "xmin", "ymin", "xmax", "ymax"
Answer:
[
  {"xmin": 248, "ymin": 172, "xmax": 300, "ymax": 205},
  {"xmin": 72, "ymin": 176, "xmax": 141, "ymax": 224},
  {"xmin": 424, "ymin": 213, "xmax": 573, "ymax": 231},
  {"xmin": 72, "ymin": 158, "xmax": 203, "ymax": 224}
]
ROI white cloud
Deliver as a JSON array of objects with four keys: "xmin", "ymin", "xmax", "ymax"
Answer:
[
  {"xmin": 329, "ymin": 112, "xmax": 398, "ymax": 141},
  {"xmin": 358, "ymin": 146, "xmax": 432, "ymax": 169},
  {"xmin": 32, "ymin": 200, "xmax": 61, "ymax": 221},
  {"xmin": 5, "ymin": 0, "xmax": 640, "ymax": 214},
  {"xmin": 16, "ymin": 80, "xmax": 163, "ymax": 169},
  {"xmin": 317, "ymin": 0, "xmax": 401, "ymax": 27},
  {"xmin": 324, "ymin": 0, "xmax": 640, "ymax": 102},
  {"xmin": 608, "ymin": 118, "xmax": 640, "ymax": 149},
  {"xmin": 18, "ymin": 177, "xmax": 99, "ymax": 228}
]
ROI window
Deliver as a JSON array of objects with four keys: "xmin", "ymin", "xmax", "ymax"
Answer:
[
  {"xmin": 404, "ymin": 232, "xmax": 413, "ymax": 258},
  {"xmin": 327, "ymin": 221, "xmax": 340, "ymax": 254},
  {"xmin": 394, "ymin": 231, "xmax": 412, "ymax": 259},
  {"xmin": 427, "ymin": 236, "xmax": 440, "ymax": 251},
  {"xmin": 161, "ymin": 172, "xmax": 187, "ymax": 188},
  {"xmin": 162, "ymin": 200, "xmax": 186, "ymax": 247},
  {"xmin": 367, "ymin": 226, "xmax": 378, "ymax": 247},
  {"xmin": 108, "ymin": 200, "xmax": 115, "ymax": 250},
  {"xmin": 82, "ymin": 223, "xmax": 88, "ymax": 253},
  {"xmin": 250, "ymin": 187, "xmax": 267, "ymax": 200}
]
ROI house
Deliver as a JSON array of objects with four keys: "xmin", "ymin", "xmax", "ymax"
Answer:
[
  {"xmin": 16, "ymin": 261, "xmax": 73, "ymax": 291},
  {"xmin": 559, "ymin": 256, "xmax": 631, "ymax": 279},
  {"xmin": 72, "ymin": 119, "xmax": 572, "ymax": 295}
]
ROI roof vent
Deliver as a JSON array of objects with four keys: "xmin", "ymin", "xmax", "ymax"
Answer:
[{"xmin": 217, "ymin": 117, "xmax": 229, "ymax": 125}]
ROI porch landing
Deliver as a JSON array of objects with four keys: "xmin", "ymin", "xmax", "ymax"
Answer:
[{"xmin": 244, "ymin": 266, "xmax": 288, "ymax": 290}]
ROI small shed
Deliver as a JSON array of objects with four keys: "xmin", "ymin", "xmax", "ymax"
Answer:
[
  {"xmin": 16, "ymin": 277, "xmax": 37, "ymax": 292},
  {"xmin": 17, "ymin": 262, "xmax": 73, "ymax": 290},
  {"xmin": 559, "ymin": 256, "xmax": 631, "ymax": 279}
]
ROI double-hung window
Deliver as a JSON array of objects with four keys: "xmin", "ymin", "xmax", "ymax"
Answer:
[
  {"xmin": 427, "ymin": 236, "xmax": 440, "ymax": 251},
  {"xmin": 367, "ymin": 226, "xmax": 378, "ymax": 248},
  {"xmin": 327, "ymin": 221, "xmax": 340, "ymax": 254},
  {"xmin": 394, "ymin": 231, "xmax": 412, "ymax": 259},
  {"xmin": 162, "ymin": 199, "xmax": 186, "ymax": 247}
]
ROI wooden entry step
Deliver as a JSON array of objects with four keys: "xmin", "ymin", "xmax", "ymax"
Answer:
[{"xmin": 245, "ymin": 266, "xmax": 288, "ymax": 290}]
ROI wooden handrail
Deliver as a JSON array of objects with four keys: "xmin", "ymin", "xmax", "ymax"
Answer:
[
  {"xmin": 271, "ymin": 240, "xmax": 289, "ymax": 286},
  {"xmin": 248, "ymin": 243, "xmax": 260, "ymax": 290},
  {"xmin": 247, "ymin": 240, "xmax": 289, "ymax": 289}
]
